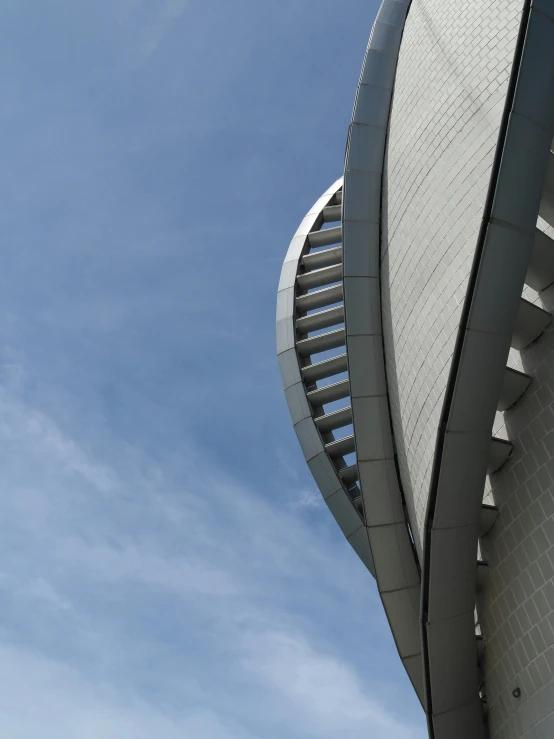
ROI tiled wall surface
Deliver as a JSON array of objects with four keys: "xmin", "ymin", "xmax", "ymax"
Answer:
[
  {"xmin": 382, "ymin": 0, "xmax": 523, "ymax": 555},
  {"xmin": 482, "ymin": 214, "xmax": 554, "ymax": 739}
]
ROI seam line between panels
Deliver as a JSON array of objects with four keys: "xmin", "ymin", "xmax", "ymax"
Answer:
[{"xmin": 420, "ymin": 3, "xmax": 533, "ymax": 737}]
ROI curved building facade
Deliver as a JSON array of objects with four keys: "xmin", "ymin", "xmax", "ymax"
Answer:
[{"xmin": 277, "ymin": 1, "xmax": 554, "ymax": 738}]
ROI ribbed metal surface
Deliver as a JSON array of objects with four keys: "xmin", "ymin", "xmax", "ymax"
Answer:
[{"xmin": 276, "ymin": 178, "xmax": 374, "ymax": 580}]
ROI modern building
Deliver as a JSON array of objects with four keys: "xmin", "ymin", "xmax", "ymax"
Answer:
[{"xmin": 276, "ymin": 1, "xmax": 554, "ymax": 737}]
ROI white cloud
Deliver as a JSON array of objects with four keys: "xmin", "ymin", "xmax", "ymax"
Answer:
[
  {"xmin": 0, "ymin": 644, "xmax": 247, "ymax": 739},
  {"xmin": 0, "ymin": 388, "xmax": 424, "ymax": 739},
  {"xmin": 21, "ymin": 577, "xmax": 74, "ymax": 612},
  {"xmin": 241, "ymin": 629, "xmax": 420, "ymax": 739},
  {"xmin": 293, "ymin": 488, "xmax": 324, "ymax": 510},
  {"xmin": 0, "ymin": 2, "xmax": 425, "ymax": 736}
]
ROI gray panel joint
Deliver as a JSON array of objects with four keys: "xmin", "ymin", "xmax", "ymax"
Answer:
[{"xmin": 342, "ymin": 0, "xmax": 424, "ymax": 708}]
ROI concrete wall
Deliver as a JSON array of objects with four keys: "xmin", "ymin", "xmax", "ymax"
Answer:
[{"xmin": 382, "ymin": 0, "xmax": 524, "ymax": 555}]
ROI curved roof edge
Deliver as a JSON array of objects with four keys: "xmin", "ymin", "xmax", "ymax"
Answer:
[
  {"xmin": 421, "ymin": 3, "xmax": 554, "ymax": 738},
  {"xmin": 276, "ymin": 177, "xmax": 376, "ymax": 577},
  {"xmin": 342, "ymin": 0, "xmax": 424, "ymax": 706}
]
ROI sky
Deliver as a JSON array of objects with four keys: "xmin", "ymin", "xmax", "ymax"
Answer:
[{"xmin": 0, "ymin": 1, "xmax": 426, "ymax": 737}]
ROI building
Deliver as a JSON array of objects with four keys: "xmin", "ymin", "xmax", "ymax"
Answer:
[{"xmin": 276, "ymin": 1, "xmax": 554, "ymax": 737}]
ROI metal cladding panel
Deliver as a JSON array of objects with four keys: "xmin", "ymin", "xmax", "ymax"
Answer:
[
  {"xmin": 381, "ymin": 0, "xmax": 525, "ymax": 557},
  {"xmin": 343, "ymin": 0, "xmax": 425, "ymax": 708},
  {"xmin": 276, "ymin": 178, "xmax": 376, "ymax": 578},
  {"xmin": 478, "ymin": 12, "xmax": 554, "ymax": 739},
  {"xmin": 378, "ymin": 1, "xmax": 554, "ymax": 738},
  {"xmin": 484, "ymin": 284, "xmax": 554, "ymax": 735},
  {"xmin": 278, "ymin": 0, "xmax": 554, "ymax": 736}
]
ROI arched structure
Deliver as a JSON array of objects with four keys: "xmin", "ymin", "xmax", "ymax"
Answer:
[
  {"xmin": 342, "ymin": 0, "xmax": 424, "ymax": 703},
  {"xmin": 276, "ymin": 1, "xmax": 554, "ymax": 737},
  {"xmin": 277, "ymin": 178, "xmax": 376, "ymax": 575}
]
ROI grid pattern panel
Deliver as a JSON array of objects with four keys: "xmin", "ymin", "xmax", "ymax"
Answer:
[
  {"xmin": 482, "ymin": 263, "xmax": 554, "ymax": 739},
  {"xmin": 382, "ymin": 0, "xmax": 523, "ymax": 554}
]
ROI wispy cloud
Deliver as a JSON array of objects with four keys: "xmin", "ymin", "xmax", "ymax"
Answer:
[
  {"xmin": 0, "ymin": 643, "xmax": 247, "ymax": 739},
  {"xmin": 0, "ymin": 387, "xmax": 423, "ymax": 738},
  {"xmin": 0, "ymin": 0, "xmax": 425, "ymax": 736},
  {"xmin": 293, "ymin": 488, "xmax": 325, "ymax": 510},
  {"xmin": 241, "ymin": 629, "xmax": 420, "ymax": 739}
]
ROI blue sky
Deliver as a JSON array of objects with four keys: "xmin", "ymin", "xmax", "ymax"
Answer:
[{"xmin": 0, "ymin": 1, "xmax": 426, "ymax": 737}]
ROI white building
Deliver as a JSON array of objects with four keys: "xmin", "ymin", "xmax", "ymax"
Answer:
[{"xmin": 276, "ymin": 1, "xmax": 554, "ymax": 737}]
